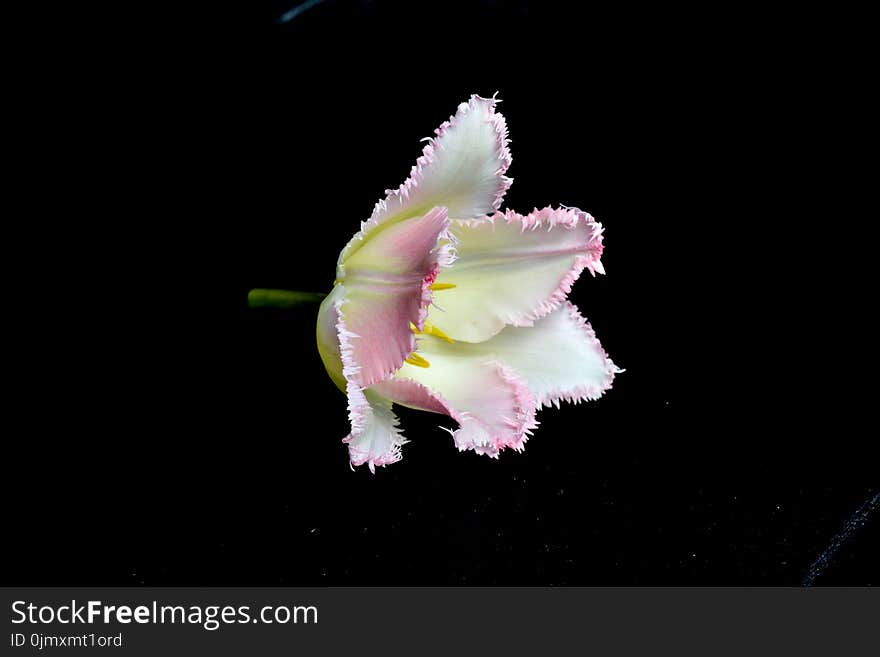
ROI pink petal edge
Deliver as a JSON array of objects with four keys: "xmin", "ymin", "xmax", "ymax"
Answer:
[
  {"xmin": 334, "ymin": 297, "xmax": 408, "ymax": 473},
  {"xmin": 375, "ymin": 364, "xmax": 539, "ymax": 460},
  {"xmin": 416, "ymin": 224, "xmax": 458, "ymax": 332},
  {"xmin": 342, "ymin": 207, "xmax": 458, "ymax": 387}
]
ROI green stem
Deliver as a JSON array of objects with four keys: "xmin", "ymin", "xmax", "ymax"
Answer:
[{"xmin": 247, "ymin": 288, "xmax": 327, "ymax": 308}]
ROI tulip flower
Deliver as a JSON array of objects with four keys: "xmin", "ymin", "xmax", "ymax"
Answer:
[{"xmin": 315, "ymin": 95, "xmax": 620, "ymax": 471}]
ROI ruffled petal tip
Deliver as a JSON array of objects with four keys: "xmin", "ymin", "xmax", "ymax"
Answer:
[
  {"xmin": 347, "ymin": 94, "xmax": 512, "ymax": 253},
  {"xmin": 449, "ymin": 364, "xmax": 539, "ymax": 459},
  {"xmin": 380, "ymin": 363, "xmax": 539, "ymax": 461},
  {"xmin": 342, "ymin": 386, "xmax": 407, "ymax": 473}
]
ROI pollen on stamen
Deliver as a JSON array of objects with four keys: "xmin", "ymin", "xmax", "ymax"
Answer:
[{"xmin": 429, "ymin": 282, "xmax": 457, "ymax": 291}]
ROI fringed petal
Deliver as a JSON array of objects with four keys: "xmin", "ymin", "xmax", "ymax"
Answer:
[
  {"xmin": 336, "ymin": 206, "xmax": 455, "ymax": 387},
  {"xmin": 375, "ymin": 343, "xmax": 539, "ymax": 459},
  {"xmin": 427, "ymin": 206, "xmax": 605, "ymax": 342},
  {"xmin": 342, "ymin": 386, "xmax": 407, "ymax": 473},
  {"xmin": 335, "ymin": 300, "xmax": 408, "ymax": 472},
  {"xmin": 475, "ymin": 302, "xmax": 620, "ymax": 408},
  {"xmin": 339, "ymin": 95, "xmax": 511, "ymax": 267}
]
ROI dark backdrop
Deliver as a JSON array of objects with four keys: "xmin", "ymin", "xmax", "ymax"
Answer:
[{"xmin": 6, "ymin": 1, "xmax": 875, "ymax": 585}]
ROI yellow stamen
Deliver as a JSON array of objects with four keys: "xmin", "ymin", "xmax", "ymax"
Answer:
[
  {"xmin": 429, "ymin": 282, "xmax": 457, "ymax": 291},
  {"xmin": 423, "ymin": 322, "xmax": 454, "ymax": 343},
  {"xmin": 405, "ymin": 353, "xmax": 431, "ymax": 368},
  {"xmin": 410, "ymin": 321, "xmax": 454, "ymax": 343}
]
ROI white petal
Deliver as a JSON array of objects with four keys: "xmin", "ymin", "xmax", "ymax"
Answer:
[
  {"xmin": 343, "ymin": 386, "xmax": 407, "ymax": 473},
  {"xmin": 386, "ymin": 346, "xmax": 538, "ymax": 458},
  {"xmin": 474, "ymin": 302, "xmax": 620, "ymax": 408},
  {"xmin": 340, "ymin": 95, "xmax": 511, "ymax": 265},
  {"xmin": 427, "ymin": 207, "xmax": 605, "ymax": 342}
]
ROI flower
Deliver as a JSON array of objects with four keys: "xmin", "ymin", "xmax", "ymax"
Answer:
[{"xmin": 316, "ymin": 95, "xmax": 620, "ymax": 471}]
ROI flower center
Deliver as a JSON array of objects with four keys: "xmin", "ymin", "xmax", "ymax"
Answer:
[{"xmin": 403, "ymin": 283, "xmax": 456, "ymax": 368}]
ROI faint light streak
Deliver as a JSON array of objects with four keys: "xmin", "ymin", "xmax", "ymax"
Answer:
[
  {"xmin": 802, "ymin": 491, "xmax": 880, "ymax": 585},
  {"xmin": 277, "ymin": 0, "xmax": 329, "ymax": 24}
]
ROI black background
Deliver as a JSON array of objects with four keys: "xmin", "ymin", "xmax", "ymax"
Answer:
[{"xmin": 6, "ymin": 1, "xmax": 876, "ymax": 585}]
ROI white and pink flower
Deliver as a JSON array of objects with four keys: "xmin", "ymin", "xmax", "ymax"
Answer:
[{"xmin": 316, "ymin": 95, "xmax": 620, "ymax": 471}]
